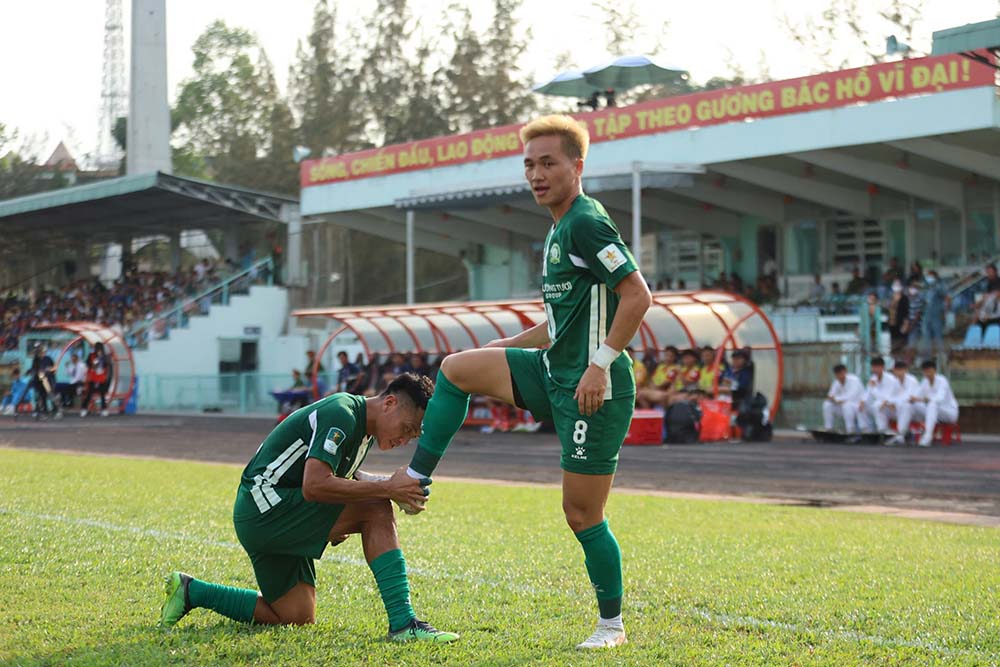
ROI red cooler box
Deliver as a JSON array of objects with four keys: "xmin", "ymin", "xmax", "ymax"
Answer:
[{"xmin": 624, "ymin": 409, "xmax": 663, "ymax": 445}]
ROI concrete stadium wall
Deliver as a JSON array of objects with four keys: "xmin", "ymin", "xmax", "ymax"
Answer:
[{"xmin": 132, "ymin": 285, "xmax": 306, "ymax": 379}]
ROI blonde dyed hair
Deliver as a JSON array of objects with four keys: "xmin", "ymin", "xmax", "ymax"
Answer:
[{"xmin": 519, "ymin": 114, "xmax": 590, "ymax": 161}]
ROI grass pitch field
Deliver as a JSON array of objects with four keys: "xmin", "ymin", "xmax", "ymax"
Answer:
[{"xmin": 1, "ymin": 449, "xmax": 998, "ymax": 666}]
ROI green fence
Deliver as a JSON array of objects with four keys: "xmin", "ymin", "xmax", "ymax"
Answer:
[{"xmin": 139, "ymin": 372, "xmax": 339, "ymax": 415}]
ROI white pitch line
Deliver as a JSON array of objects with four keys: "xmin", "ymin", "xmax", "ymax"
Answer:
[{"xmin": 1, "ymin": 507, "xmax": 995, "ymax": 660}]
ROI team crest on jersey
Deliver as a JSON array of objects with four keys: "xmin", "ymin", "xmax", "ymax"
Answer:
[
  {"xmin": 323, "ymin": 427, "xmax": 347, "ymax": 455},
  {"xmin": 549, "ymin": 242, "xmax": 561, "ymax": 264},
  {"xmin": 597, "ymin": 243, "xmax": 627, "ymax": 272}
]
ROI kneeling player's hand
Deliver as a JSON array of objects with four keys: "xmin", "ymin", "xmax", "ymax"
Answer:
[
  {"xmin": 385, "ymin": 467, "xmax": 431, "ymax": 515},
  {"xmin": 483, "ymin": 337, "xmax": 510, "ymax": 348}
]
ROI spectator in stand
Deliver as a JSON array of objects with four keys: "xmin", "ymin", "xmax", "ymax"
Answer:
[
  {"xmin": 697, "ymin": 346, "xmax": 724, "ymax": 394},
  {"xmin": 846, "ymin": 267, "xmax": 868, "ymax": 295},
  {"xmin": 881, "ymin": 257, "xmax": 903, "ymax": 287},
  {"xmin": 637, "ymin": 346, "xmax": 679, "ymax": 408},
  {"xmin": 822, "ymin": 364, "xmax": 864, "ymax": 433},
  {"xmin": 984, "ymin": 263, "xmax": 1000, "ymax": 291},
  {"xmin": 1, "ymin": 367, "xmax": 29, "ymax": 416},
  {"xmin": 334, "ymin": 350, "xmax": 361, "ymax": 392},
  {"xmin": 904, "ymin": 280, "xmax": 924, "ymax": 357},
  {"xmin": 719, "ymin": 349, "xmax": 753, "ymax": 410},
  {"xmin": 409, "ymin": 353, "xmax": 433, "ymax": 379},
  {"xmin": 972, "ymin": 282, "xmax": 1000, "ymax": 335},
  {"xmin": 304, "ymin": 350, "xmax": 324, "ymax": 386},
  {"xmin": 910, "ymin": 359, "xmax": 959, "ymax": 447},
  {"xmin": 60, "ymin": 352, "xmax": 88, "ymax": 408},
  {"xmin": 355, "ymin": 353, "xmax": 383, "ymax": 397},
  {"xmin": 858, "ymin": 356, "xmax": 900, "ymax": 433},
  {"xmin": 27, "ymin": 343, "xmax": 59, "ymax": 418},
  {"xmin": 885, "ymin": 280, "xmax": 910, "ymax": 355},
  {"xmin": 676, "ymin": 348, "xmax": 702, "ymax": 396},
  {"xmin": 729, "ymin": 272, "xmax": 744, "ymax": 295},
  {"xmin": 381, "ymin": 352, "xmax": 412, "ymax": 388},
  {"xmin": 887, "ymin": 359, "xmax": 921, "ymax": 445},
  {"xmin": 345, "ymin": 353, "xmax": 369, "ymax": 395},
  {"xmin": 906, "ymin": 261, "xmax": 924, "ymax": 285},
  {"xmin": 857, "ymin": 291, "xmax": 882, "ymax": 357},
  {"xmin": 289, "ymin": 369, "xmax": 305, "ymax": 389},
  {"xmin": 920, "ymin": 271, "xmax": 949, "ymax": 358},
  {"xmin": 81, "ymin": 342, "xmax": 111, "ymax": 417},
  {"xmin": 806, "ymin": 274, "xmax": 825, "ymax": 304}
]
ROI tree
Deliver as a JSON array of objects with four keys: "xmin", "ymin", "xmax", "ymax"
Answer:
[
  {"xmin": 782, "ymin": 0, "xmax": 925, "ymax": 71},
  {"xmin": 0, "ymin": 124, "xmax": 69, "ymax": 200},
  {"xmin": 173, "ymin": 20, "xmax": 295, "ymax": 191},
  {"xmin": 289, "ymin": 1, "xmax": 368, "ymax": 156},
  {"xmin": 479, "ymin": 0, "xmax": 536, "ymax": 127},
  {"xmin": 592, "ymin": 0, "xmax": 644, "ymax": 57},
  {"xmin": 442, "ymin": 5, "xmax": 488, "ymax": 133}
]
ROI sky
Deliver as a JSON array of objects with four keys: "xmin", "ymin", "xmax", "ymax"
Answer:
[{"xmin": 0, "ymin": 0, "xmax": 996, "ymax": 164}]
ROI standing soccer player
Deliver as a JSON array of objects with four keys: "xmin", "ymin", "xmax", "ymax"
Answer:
[
  {"xmin": 159, "ymin": 373, "xmax": 458, "ymax": 642},
  {"xmin": 406, "ymin": 115, "xmax": 651, "ymax": 649}
]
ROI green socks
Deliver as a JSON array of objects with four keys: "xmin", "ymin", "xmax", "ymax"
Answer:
[
  {"xmin": 574, "ymin": 520, "xmax": 623, "ymax": 620},
  {"xmin": 187, "ymin": 578, "xmax": 259, "ymax": 624},
  {"xmin": 369, "ymin": 549, "xmax": 416, "ymax": 632},
  {"xmin": 409, "ymin": 370, "xmax": 470, "ymax": 477}
]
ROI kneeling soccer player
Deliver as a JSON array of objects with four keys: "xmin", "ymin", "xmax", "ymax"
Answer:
[
  {"xmin": 405, "ymin": 115, "xmax": 652, "ymax": 649},
  {"xmin": 159, "ymin": 372, "xmax": 458, "ymax": 642}
]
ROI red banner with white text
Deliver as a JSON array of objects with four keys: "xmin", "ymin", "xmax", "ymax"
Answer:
[{"xmin": 301, "ymin": 53, "xmax": 994, "ymax": 188}]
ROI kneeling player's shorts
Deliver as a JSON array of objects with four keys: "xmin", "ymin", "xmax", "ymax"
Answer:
[
  {"xmin": 505, "ymin": 347, "xmax": 633, "ymax": 475},
  {"xmin": 233, "ymin": 486, "xmax": 344, "ymax": 602}
]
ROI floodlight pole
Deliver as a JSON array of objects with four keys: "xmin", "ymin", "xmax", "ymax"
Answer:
[
  {"xmin": 631, "ymin": 162, "xmax": 642, "ymax": 262},
  {"xmin": 406, "ymin": 209, "xmax": 415, "ymax": 304}
]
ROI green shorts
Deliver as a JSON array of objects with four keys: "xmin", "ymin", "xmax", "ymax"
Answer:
[
  {"xmin": 232, "ymin": 486, "xmax": 344, "ymax": 602},
  {"xmin": 505, "ymin": 347, "xmax": 634, "ymax": 475}
]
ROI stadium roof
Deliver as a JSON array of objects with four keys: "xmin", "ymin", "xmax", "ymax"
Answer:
[{"xmin": 0, "ymin": 171, "xmax": 296, "ymax": 253}]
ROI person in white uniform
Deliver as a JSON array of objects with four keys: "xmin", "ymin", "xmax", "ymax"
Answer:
[
  {"xmin": 910, "ymin": 359, "xmax": 959, "ymax": 447},
  {"xmin": 887, "ymin": 359, "xmax": 921, "ymax": 445},
  {"xmin": 858, "ymin": 356, "xmax": 901, "ymax": 433},
  {"xmin": 822, "ymin": 364, "xmax": 865, "ymax": 433}
]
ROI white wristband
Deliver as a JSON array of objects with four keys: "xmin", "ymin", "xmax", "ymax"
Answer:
[{"xmin": 590, "ymin": 343, "xmax": 619, "ymax": 370}]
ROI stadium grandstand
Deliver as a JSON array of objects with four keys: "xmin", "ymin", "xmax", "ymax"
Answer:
[{"xmin": 2, "ymin": 18, "xmax": 1000, "ymax": 439}]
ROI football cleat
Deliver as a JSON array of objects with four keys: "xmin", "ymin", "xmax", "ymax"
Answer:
[
  {"xmin": 159, "ymin": 571, "xmax": 193, "ymax": 628},
  {"xmin": 576, "ymin": 623, "xmax": 627, "ymax": 649},
  {"xmin": 388, "ymin": 618, "xmax": 459, "ymax": 643}
]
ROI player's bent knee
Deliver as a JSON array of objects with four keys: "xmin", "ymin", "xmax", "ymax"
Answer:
[{"xmin": 562, "ymin": 503, "xmax": 600, "ymax": 533}]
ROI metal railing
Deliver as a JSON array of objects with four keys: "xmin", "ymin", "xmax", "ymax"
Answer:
[
  {"xmin": 126, "ymin": 257, "xmax": 274, "ymax": 350},
  {"xmin": 138, "ymin": 371, "xmax": 337, "ymax": 415}
]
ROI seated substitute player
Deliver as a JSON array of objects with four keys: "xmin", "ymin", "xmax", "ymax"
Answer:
[
  {"xmin": 822, "ymin": 364, "xmax": 864, "ymax": 433},
  {"xmin": 910, "ymin": 359, "xmax": 959, "ymax": 447},
  {"xmin": 886, "ymin": 359, "xmax": 921, "ymax": 445},
  {"xmin": 858, "ymin": 356, "xmax": 900, "ymax": 433},
  {"xmin": 402, "ymin": 115, "xmax": 652, "ymax": 650},
  {"xmin": 159, "ymin": 373, "xmax": 459, "ymax": 643}
]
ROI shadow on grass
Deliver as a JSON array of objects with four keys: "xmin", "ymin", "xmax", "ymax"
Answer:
[{"xmin": 7, "ymin": 620, "xmax": 548, "ymax": 667}]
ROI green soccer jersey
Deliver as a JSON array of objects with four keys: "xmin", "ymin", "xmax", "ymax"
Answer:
[
  {"xmin": 237, "ymin": 393, "xmax": 373, "ymax": 516},
  {"xmin": 541, "ymin": 193, "xmax": 639, "ymax": 399}
]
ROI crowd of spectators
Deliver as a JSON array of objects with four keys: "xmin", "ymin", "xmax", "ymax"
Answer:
[
  {"xmin": 1, "ymin": 258, "xmax": 235, "ymax": 352},
  {"xmin": 633, "ymin": 344, "xmax": 753, "ymax": 409},
  {"xmin": 316, "ymin": 350, "xmax": 439, "ymax": 398}
]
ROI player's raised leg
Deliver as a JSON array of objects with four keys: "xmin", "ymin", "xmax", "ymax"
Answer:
[
  {"xmin": 563, "ymin": 470, "xmax": 626, "ymax": 649},
  {"xmin": 407, "ymin": 347, "xmax": 518, "ymax": 478}
]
